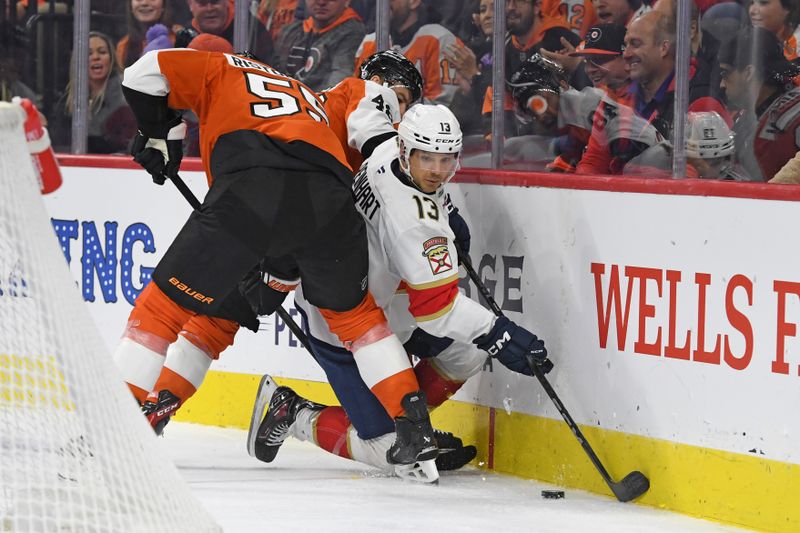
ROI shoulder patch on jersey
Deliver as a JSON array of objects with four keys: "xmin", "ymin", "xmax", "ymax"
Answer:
[{"xmin": 422, "ymin": 236, "xmax": 453, "ymax": 275}]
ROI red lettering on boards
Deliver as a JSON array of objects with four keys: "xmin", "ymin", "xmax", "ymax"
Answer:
[{"xmin": 591, "ymin": 263, "xmax": 754, "ymax": 371}]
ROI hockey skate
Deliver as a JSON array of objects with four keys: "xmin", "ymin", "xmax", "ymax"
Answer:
[
  {"xmin": 141, "ymin": 389, "xmax": 181, "ymax": 436},
  {"xmin": 247, "ymin": 374, "xmax": 323, "ymax": 463},
  {"xmin": 433, "ymin": 429, "xmax": 478, "ymax": 471},
  {"xmin": 387, "ymin": 391, "xmax": 440, "ymax": 484}
]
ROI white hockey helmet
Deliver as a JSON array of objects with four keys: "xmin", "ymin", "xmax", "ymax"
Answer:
[
  {"xmin": 397, "ymin": 104, "xmax": 463, "ymax": 186},
  {"xmin": 685, "ymin": 111, "xmax": 734, "ymax": 159}
]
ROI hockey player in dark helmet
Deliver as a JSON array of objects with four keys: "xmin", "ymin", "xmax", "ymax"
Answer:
[
  {"xmin": 507, "ymin": 53, "xmax": 607, "ymax": 172},
  {"xmin": 359, "ymin": 49, "xmax": 424, "ymax": 115},
  {"xmin": 506, "ymin": 53, "xmax": 569, "ymax": 130}
]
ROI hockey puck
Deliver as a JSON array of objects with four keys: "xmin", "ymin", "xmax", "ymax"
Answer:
[{"xmin": 541, "ymin": 490, "xmax": 565, "ymax": 499}]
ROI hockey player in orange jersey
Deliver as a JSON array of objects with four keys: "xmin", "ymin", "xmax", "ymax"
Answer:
[{"xmin": 115, "ymin": 47, "xmax": 438, "ymax": 468}]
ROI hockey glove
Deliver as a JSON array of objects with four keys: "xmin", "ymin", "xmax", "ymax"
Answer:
[
  {"xmin": 474, "ymin": 316, "xmax": 552, "ymax": 376},
  {"xmin": 130, "ymin": 121, "xmax": 186, "ymax": 185},
  {"xmin": 448, "ymin": 206, "xmax": 471, "ymax": 256}
]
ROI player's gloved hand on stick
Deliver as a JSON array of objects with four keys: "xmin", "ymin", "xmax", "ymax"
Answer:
[
  {"xmin": 448, "ymin": 206, "xmax": 471, "ymax": 256},
  {"xmin": 130, "ymin": 120, "xmax": 186, "ymax": 185},
  {"xmin": 474, "ymin": 316, "xmax": 552, "ymax": 376}
]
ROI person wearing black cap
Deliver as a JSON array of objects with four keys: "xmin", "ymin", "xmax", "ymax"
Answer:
[
  {"xmin": 719, "ymin": 26, "xmax": 800, "ymax": 181},
  {"xmin": 568, "ymin": 23, "xmax": 630, "ymax": 98}
]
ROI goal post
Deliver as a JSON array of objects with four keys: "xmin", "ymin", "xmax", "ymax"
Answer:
[{"xmin": 0, "ymin": 102, "xmax": 220, "ymax": 532}]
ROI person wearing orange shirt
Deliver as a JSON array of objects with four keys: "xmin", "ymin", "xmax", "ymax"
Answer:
[
  {"xmin": 117, "ymin": 48, "xmax": 439, "ymax": 470},
  {"xmin": 353, "ymin": 0, "xmax": 462, "ymax": 106}
]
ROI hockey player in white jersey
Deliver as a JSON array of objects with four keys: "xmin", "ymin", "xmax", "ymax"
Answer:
[{"xmin": 248, "ymin": 104, "xmax": 554, "ymax": 483}]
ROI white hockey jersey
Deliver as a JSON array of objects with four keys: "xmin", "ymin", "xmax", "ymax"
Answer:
[
  {"xmin": 318, "ymin": 77, "xmax": 401, "ymax": 171},
  {"xmin": 296, "ymin": 139, "xmax": 495, "ymax": 348}
]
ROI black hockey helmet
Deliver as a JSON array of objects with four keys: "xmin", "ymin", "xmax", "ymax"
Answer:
[
  {"xmin": 359, "ymin": 49, "xmax": 424, "ymax": 104},
  {"xmin": 506, "ymin": 53, "xmax": 567, "ymax": 121},
  {"xmin": 507, "ymin": 53, "xmax": 566, "ymax": 102}
]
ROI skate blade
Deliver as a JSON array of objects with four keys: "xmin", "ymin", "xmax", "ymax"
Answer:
[
  {"xmin": 394, "ymin": 459, "xmax": 440, "ymax": 484},
  {"xmin": 247, "ymin": 375, "xmax": 278, "ymax": 457}
]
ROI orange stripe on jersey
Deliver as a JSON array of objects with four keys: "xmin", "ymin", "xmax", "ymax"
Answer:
[
  {"xmin": 318, "ymin": 291, "xmax": 387, "ymax": 345},
  {"xmin": 405, "ymin": 274, "xmax": 459, "ymax": 322},
  {"xmin": 155, "ymin": 50, "xmax": 351, "ymax": 178}
]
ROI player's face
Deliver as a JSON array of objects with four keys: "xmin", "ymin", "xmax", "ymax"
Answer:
[
  {"xmin": 409, "ymin": 150, "xmax": 460, "ymax": 193},
  {"xmin": 189, "ymin": 0, "xmax": 229, "ymax": 35},
  {"xmin": 393, "ymin": 86, "xmax": 413, "ymax": 116},
  {"xmin": 88, "ymin": 36, "xmax": 112, "ymax": 83},
  {"xmin": 308, "ymin": 0, "xmax": 350, "ymax": 28},
  {"xmin": 131, "ymin": 0, "xmax": 164, "ymax": 24},
  {"xmin": 749, "ymin": 0, "xmax": 790, "ymax": 34}
]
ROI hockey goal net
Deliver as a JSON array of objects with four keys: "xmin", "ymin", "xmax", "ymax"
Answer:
[{"xmin": 0, "ymin": 102, "xmax": 219, "ymax": 531}]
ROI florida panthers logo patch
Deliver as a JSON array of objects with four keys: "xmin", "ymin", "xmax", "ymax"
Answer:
[{"xmin": 422, "ymin": 237, "xmax": 453, "ymax": 275}]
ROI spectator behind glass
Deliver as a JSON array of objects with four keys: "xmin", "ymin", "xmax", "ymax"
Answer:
[
  {"xmin": 507, "ymin": 53, "xmax": 607, "ymax": 171},
  {"xmin": 576, "ymin": 11, "xmax": 730, "ymax": 175},
  {"xmin": 274, "ymin": 0, "xmax": 365, "ymax": 91},
  {"xmin": 747, "ymin": 0, "xmax": 800, "ymax": 60},
  {"xmin": 592, "ymin": 0, "xmax": 649, "ymax": 27},
  {"xmin": 117, "ymin": 0, "xmax": 179, "ymax": 68},
  {"xmin": 188, "ymin": 0, "xmax": 274, "ymax": 62},
  {"xmin": 719, "ymin": 27, "xmax": 800, "ymax": 181},
  {"xmin": 444, "ymin": 0, "xmax": 493, "ymax": 135},
  {"xmin": 480, "ymin": 0, "xmax": 580, "ymax": 138},
  {"xmin": 353, "ymin": 0, "xmax": 461, "ymax": 106},
  {"xmin": 0, "ymin": 24, "xmax": 39, "ymax": 105},
  {"xmin": 568, "ymin": 23, "xmax": 629, "ymax": 98},
  {"xmin": 258, "ymin": 0, "xmax": 301, "ymax": 42},
  {"xmin": 50, "ymin": 32, "xmax": 137, "ymax": 154}
]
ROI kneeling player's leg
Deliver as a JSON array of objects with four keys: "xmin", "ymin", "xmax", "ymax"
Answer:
[
  {"xmin": 407, "ymin": 329, "xmax": 487, "ymax": 410},
  {"xmin": 113, "ymin": 282, "xmax": 194, "ymax": 403}
]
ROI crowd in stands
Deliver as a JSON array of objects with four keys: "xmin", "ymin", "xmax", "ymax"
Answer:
[{"xmin": 2, "ymin": 0, "xmax": 800, "ymax": 183}]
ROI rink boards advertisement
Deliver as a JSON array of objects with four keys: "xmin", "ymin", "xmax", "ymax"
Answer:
[{"xmin": 43, "ymin": 158, "xmax": 799, "ymax": 532}]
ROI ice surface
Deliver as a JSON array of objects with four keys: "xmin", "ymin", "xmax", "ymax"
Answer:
[{"xmin": 164, "ymin": 423, "xmax": 747, "ymax": 533}]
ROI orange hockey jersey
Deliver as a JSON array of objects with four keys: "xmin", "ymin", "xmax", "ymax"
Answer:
[
  {"xmin": 122, "ymin": 49, "xmax": 349, "ymax": 183},
  {"xmin": 319, "ymin": 77, "xmax": 400, "ymax": 171}
]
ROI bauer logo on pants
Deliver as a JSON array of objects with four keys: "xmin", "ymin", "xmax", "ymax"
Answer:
[{"xmin": 422, "ymin": 237, "xmax": 453, "ymax": 275}]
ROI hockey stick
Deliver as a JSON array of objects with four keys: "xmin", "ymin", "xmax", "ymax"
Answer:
[
  {"xmin": 167, "ymin": 173, "xmax": 313, "ymax": 353},
  {"xmin": 458, "ymin": 251, "xmax": 650, "ymax": 502}
]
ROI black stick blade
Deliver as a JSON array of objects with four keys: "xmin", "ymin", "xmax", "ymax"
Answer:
[{"xmin": 610, "ymin": 471, "xmax": 650, "ymax": 502}]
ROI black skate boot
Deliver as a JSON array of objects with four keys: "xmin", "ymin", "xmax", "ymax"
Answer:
[
  {"xmin": 247, "ymin": 375, "xmax": 323, "ymax": 463},
  {"xmin": 387, "ymin": 391, "xmax": 439, "ymax": 483},
  {"xmin": 433, "ymin": 429, "xmax": 478, "ymax": 471},
  {"xmin": 141, "ymin": 389, "xmax": 181, "ymax": 436}
]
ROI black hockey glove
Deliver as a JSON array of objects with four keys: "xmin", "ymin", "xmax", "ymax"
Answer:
[
  {"xmin": 474, "ymin": 316, "xmax": 552, "ymax": 376},
  {"xmin": 448, "ymin": 206, "xmax": 471, "ymax": 256},
  {"xmin": 130, "ymin": 121, "xmax": 186, "ymax": 185}
]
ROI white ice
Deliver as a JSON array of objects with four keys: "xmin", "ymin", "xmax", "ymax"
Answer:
[{"xmin": 164, "ymin": 423, "xmax": 747, "ymax": 533}]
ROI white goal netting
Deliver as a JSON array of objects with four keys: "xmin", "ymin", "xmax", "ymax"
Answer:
[{"xmin": 0, "ymin": 102, "xmax": 220, "ymax": 532}]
